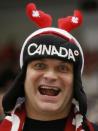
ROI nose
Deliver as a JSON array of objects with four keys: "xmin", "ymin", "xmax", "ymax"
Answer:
[{"xmin": 43, "ymin": 69, "xmax": 58, "ymax": 82}]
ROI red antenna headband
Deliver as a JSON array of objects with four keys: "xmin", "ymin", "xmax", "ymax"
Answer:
[{"xmin": 26, "ymin": 3, "xmax": 83, "ymax": 32}]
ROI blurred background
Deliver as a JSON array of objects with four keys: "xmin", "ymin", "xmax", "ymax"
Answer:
[{"xmin": 0, "ymin": 0, "xmax": 98, "ymax": 123}]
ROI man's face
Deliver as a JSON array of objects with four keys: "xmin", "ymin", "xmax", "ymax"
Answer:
[{"xmin": 24, "ymin": 58, "xmax": 74, "ymax": 120}]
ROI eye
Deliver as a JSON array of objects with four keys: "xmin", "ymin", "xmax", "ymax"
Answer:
[
  {"xmin": 57, "ymin": 64, "xmax": 73, "ymax": 73},
  {"xmin": 33, "ymin": 62, "xmax": 46, "ymax": 70},
  {"xmin": 58, "ymin": 65, "xmax": 67, "ymax": 73}
]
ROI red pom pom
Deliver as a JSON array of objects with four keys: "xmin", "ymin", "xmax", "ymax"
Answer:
[
  {"xmin": 26, "ymin": 3, "xmax": 52, "ymax": 28},
  {"xmin": 58, "ymin": 10, "xmax": 83, "ymax": 32}
]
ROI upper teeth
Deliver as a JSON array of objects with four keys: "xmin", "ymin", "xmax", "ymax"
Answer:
[{"xmin": 40, "ymin": 86, "xmax": 60, "ymax": 91}]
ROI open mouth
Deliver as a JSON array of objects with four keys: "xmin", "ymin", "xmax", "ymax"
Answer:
[{"xmin": 38, "ymin": 86, "xmax": 61, "ymax": 96}]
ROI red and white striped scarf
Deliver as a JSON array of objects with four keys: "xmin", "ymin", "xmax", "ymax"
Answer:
[{"xmin": 0, "ymin": 102, "xmax": 94, "ymax": 131}]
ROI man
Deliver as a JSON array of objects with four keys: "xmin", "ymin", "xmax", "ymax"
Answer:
[{"xmin": 0, "ymin": 27, "xmax": 98, "ymax": 131}]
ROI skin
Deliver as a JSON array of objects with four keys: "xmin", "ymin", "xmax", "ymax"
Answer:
[
  {"xmin": 24, "ymin": 58, "xmax": 74, "ymax": 121},
  {"xmin": 0, "ymin": 93, "xmax": 4, "ymax": 114}
]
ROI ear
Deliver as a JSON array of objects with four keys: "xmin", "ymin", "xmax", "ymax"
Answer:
[
  {"xmin": 58, "ymin": 10, "xmax": 83, "ymax": 32},
  {"xmin": 26, "ymin": 3, "xmax": 52, "ymax": 28}
]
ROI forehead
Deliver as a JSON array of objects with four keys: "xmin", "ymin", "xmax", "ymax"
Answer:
[{"xmin": 28, "ymin": 58, "xmax": 73, "ymax": 66}]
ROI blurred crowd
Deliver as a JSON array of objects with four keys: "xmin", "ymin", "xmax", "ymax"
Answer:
[
  {"xmin": 0, "ymin": 39, "xmax": 19, "ymax": 121},
  {"xmin": 0, "ymin": 38, "xmax": 98, "ymax": 123}
]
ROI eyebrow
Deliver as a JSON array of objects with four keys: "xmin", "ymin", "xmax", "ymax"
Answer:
[{"xmin": 32, "ymin": 58, "xmax": 73, "ymax": 65}]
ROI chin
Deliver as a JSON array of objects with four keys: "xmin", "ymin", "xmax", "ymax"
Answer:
[{"xmin": 38, "ymin": 102, "xmax": 62, "ymax": 113}]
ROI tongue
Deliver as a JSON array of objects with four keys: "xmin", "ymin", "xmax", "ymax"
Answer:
[{"xmin": 39, "ymin": 88, "xmax": 60, "ymax": 96}]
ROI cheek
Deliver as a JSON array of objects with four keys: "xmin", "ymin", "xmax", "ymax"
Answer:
[
  {"xmin": 68, "ymin": 76, "xmax": 73, "ymax": 87},
  {"xmin": 62, "ymin": 74, "xmax": 74, "ymax": 89},
  {"xmin": 24, "ymin": 70, "xmax": 42, "ymax": 90},
  {"xmin": 24, "ymin": 72, "xmax": 36, "ymax": 98},
  {"xmin": 62, "ymin": 75, "xmax": 74, "ymax": 99},
  {"xmin": 29, "ymin": 71, "xmax": 43, "ymax": 84}
]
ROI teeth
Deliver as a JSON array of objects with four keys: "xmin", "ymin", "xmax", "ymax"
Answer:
[
  {"xmin": 40, "ymin": 86, "xmax": 60, "ymax": 91},
  {"xmin": 38, "ymin": 85, "xmax": 61, "ymax": 96}
]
